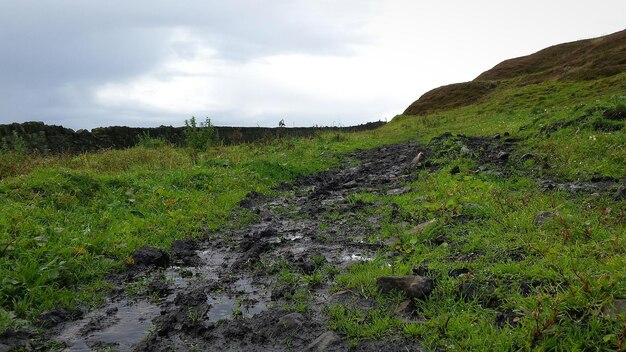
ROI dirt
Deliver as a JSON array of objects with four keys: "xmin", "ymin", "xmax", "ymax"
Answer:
[
  {"xmin": 4, "ymin": 132, "xmax": 623, "ymax": 351},
  {"xmin": 34, "ymin": 141, "xmax": 425, "ymax": 351}
]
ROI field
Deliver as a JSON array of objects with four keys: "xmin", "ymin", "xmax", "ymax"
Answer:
[{"xmin": 0, "ymin": 73, "xmax": 625, "ymax": 350}]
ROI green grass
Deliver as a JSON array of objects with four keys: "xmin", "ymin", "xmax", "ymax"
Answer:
[
  {"xmin": 321, "ymin": 73, "xmax": 625, "ymax": 350},
  {"xmin": 0, "ymin": 71, "xmax": 624, "ymax": 350},
  {"xmin": 0, "ymin": 135, "xmax": 367, "ymax": 331}
]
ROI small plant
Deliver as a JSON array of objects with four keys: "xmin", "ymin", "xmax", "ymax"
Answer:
[
  {"xmin": 231, "ymin": 299, "xmax": 244, "ymax": 320},
  {"xmin": 184, "ymin": 117, "xmax": 219, "ymax": 152},
  {"xmin": 186, "ymin": 307, "xmax": 204, "ymax": 323},
  {"xmin": 136, "ymin": 132, "xmax": 167, "ymax": 148}
]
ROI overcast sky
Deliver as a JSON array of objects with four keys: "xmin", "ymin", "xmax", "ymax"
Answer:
[{"xmin": 1, "ymin": 1, "xmax": 625, "ymax": 129}]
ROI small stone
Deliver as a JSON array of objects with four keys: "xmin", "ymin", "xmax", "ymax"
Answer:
[
  {"xmin": 497, "ymin": 151, "xmax": 510, "ymax": 160},
  {"xmin": 277, "ymin": 312, "xmax": 304, "ymax": 330},
  {"xmin": 394, "ymin": 300, "xmax": 414, "ymax": 317},
  {"xmin": 411, "ymin": 152, "xmax": 423, "ymax": 164},
  {"xmin": 411, "ymin": 219, "xmax": 436, "ymax": 234},
  {"xmin": 304, "ymin": 331, "xmax": 340, "ymax": 351},
  {"xmin": 449, "ymin": 268, "xmax": 471, "ymax": 277},
  {"xmin": 386, "ymin": 186, "xmax": 411, "ymax": 196},
  {"xmin": 383, "ymin": 237, "xmax": 398, "ymax": 247},
  {"xmin": 130, "ymin": 246, "xmax": 170, "ymax": 268},
  {"xmin": 602, "ymin": 299, "xmax": 626, "ymax": 319},
  {"xmin": 533, "ymin": 211, "xmax": 558, "ymax": 225},
  {"xmin": 460, "ymin": 145, "xmax": 471, "ymax": 155},
  {"xmin": 520, "ymin": 153, "xmax": 534, "ymax": 160},
  {"xmin": 328, "ymin": 290, "xmax": 355, "ymax": 304},
  {"xmin": 493, "ymin": 133, "xmax": 501, "ymax": 139},
  {"xmin": 377, "ymin": 275, "xmax": 434, "ymax": 300},
  {"xmin": 343, "ymin": 180, "xmax": 358, "ymax": 188}
]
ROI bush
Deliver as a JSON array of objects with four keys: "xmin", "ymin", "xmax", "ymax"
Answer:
[
  {"xmin": 136, "ymin": 132, "xmax": 168, "ymax": 148},
  {"xmin": 184, "ymin": 117, "xmax": 219, "ymax": 152}
]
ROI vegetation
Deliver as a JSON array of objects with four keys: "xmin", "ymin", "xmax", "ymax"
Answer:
[{"xmin": 0, "ymin": 41, "xmax": 625, "ymax": 350}]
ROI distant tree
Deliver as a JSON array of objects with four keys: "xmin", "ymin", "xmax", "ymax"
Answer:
[{"xmin": 278, "ymin": 119, "xmax": 285, "ymax": 128}]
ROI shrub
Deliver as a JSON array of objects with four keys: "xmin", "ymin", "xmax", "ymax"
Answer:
[
  {"xmin": 184, "ymin": 117, "xmax": 219, "ymax": 152},
  {"xmin": 136, "ymin": 132, "xmax": 168, "ymax": 148}
]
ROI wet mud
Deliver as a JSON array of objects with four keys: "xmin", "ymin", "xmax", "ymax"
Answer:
[{"xmin": 46, "ymin": 142, "xmax": 427, "ymax": 352}]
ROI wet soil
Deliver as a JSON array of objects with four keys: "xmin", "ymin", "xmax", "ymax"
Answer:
[{"xmin": 45, "ymin": 142, "xmax": 428, "ymax": 352}]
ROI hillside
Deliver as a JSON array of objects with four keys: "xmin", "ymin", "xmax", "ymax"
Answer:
[
  {"xmin": 0, "ymin": 31, "xmax": 625, "ymax": 351},
  {"xmin": 404, "ymin": 28, "xmax": 626, "ymax": 115}
]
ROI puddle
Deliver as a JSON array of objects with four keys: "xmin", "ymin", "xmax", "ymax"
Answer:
[
  {"xmin": 205, "ymin": 296, "xmax": 267, "ymax": 323},
  {"xmin": 205, "ymin": 277, "xmax": 268, "ymax": 323},
  {"xmin": 55, "ymin": 300, "xmax": 159, "ymax": 351}
]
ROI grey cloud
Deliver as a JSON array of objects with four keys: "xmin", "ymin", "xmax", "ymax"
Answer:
[{"xmin": 0, "ymin": 1, "xmax": 373, "ymax": 127}]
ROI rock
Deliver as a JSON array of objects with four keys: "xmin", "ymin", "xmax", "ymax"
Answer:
[
  {"xmin": 386, "ymin": 186, "xmax": 411, "ymax": 196},
  {"xmin": 394, "ymin": 300, "xmax": 414, "ymax": 317},
  {"xmin": 376, "ymin": 275, "xmax": 434, "ymax": 299},
  {"xmin": 410, "ymin": 219, "xmax": 436, "ymax": 234},
  {"xmin": 449, "ymin": 268, "xmax": 471, "ymax": 277},
  {"xmin": 533, "ymin": 211, "xmax": 558, "ymax": 225},
  {"xmin": 411, "ymin": 152, "xmax": 423, "ymax": 164},
  {"xmin": 493, "ymin": 133, "xmax": 501, "ymax": 139},
  {"xmin": 171, "ymin": 239, "xmax": 196, "ymax": 257},
  {"xmin": 343, "ymin": 180, "xmax": 358, "ymax": 188},
  {"xmin": 601, "ymin": 299, "xmax": 626, "ymax": 319},
  {"xmin": 497, "ymin": 151, "xmax": 510, "ymax": 160},
  {"xmin": 277, "ymin": 312, "xmax": 304, "ymax": 330},
  {"xmin": 304, "ymin": 331, "xmax": 341, "ymax": 352},
  {"xmin": 37, "ymin": 307, "xmax": 82, "ymax": 328},
  {"xmin": 460, "ymin": 145, "xmax": 471, "ymax": 155},
  {"xmin": 130, "ymin": 246, "xmax": 170, "ymax": 268},
  {"xmin": 614, "ymin": 185, "xmax": 626, "ymax": 200}
]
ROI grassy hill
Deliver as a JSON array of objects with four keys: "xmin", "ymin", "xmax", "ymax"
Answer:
[
  {"xmin": 404, "ymin": 29, "xmax": 626, "ymax": 116},
  {"xmin": 0, "ymin": 30, "xmax": 624, "ymax": 350}
]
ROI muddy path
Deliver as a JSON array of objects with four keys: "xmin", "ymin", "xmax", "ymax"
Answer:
[
  {"xmin": 30, "ymin": 133, "xmax": 624, "ymax": 351},
  {"xmin": 47, "ymin": 142, "xmax": 427, "ymax": 352}
]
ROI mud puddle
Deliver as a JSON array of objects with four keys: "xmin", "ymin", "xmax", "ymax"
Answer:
[
  {"xmin": 206, "ymin": 277, "xmax": 269, "ymax": 322},
  {"xmin": 54, "ymin": 300, "xmax": 160, "ymax": 351}
]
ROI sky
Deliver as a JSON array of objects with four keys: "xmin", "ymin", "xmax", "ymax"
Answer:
[{"xmin": 1, "ymin": 1, "xmax": 625, "ymax": 129}]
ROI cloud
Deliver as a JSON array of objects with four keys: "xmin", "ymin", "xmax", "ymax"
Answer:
[
  {"xmin": 1, "ymin": 0, "xmax": 625, "ymax": 129},
  {"xmin": 0, "ymin": 0, "xmax": 374, "ymax": 128}
]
